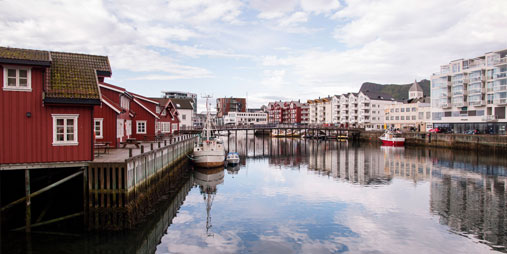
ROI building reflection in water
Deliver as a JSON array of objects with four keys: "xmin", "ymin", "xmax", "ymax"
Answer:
[{"xmin": 223, "ymin": 132, "xmax": 507, "ymax": 251}]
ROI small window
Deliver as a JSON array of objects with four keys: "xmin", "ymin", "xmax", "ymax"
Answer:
[
  {"xmin": 412, "ymin": 115, "xmax": 416, "ymax": 120},
  {"xmin": 137, "ymin": 121, "xmax": 147, "ymax": 134},
  {"xmin": 182, "ymin": 114, "xmax": 186, "ymax": 120},
  {"xmin": 3, "ymin": 66, "xmax": 31, "ymax": 91},
  {"xmin": 94, "ymin": 118, "xmax": 103, "ymax": 139},
  {"xmin": 52, "ymin": 114, "xmax": 78, "ymax": 146}
]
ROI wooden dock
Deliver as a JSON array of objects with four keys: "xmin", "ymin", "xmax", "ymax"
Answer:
[
  {"xmin": 0, "ymin": 135, "xmax": 197, "ymax": 231},
  {"xmin": 87, "ymin": 135, "xmax": 196, "ymax": 230}
]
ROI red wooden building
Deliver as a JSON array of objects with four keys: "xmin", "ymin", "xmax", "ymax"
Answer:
[
  {"xmin": 128, "ymin": 92, "xmax": 161, "ymax": 141},
  {"xmin": 0, "ymin": 47, "xmax": 111, "ymax": 165},
  {"xmin": 150, "ymin": 97, "xmax": 180, "ymax": 135},
  {"xmin": 94, "ymin": 82, "xmax": 134, "ymax": 147}
]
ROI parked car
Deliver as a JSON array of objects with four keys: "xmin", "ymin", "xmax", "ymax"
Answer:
[{"xmin": 465, "ymin": 129, "xmax": 480, "ymax": 135}]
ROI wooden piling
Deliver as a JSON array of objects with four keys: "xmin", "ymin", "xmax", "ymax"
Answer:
[{"xmin": 25, "ymin": 169, "xmax": 31, "ymax": 233}]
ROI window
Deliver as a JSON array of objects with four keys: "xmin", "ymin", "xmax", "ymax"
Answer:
[
  {"xmin": 137, "ymin": 121, "xmax": 147, "ymax": 134},
  {"xmin": 182, "ymin": 114, "xmax": 186, "ymax": 120},
  {"xmin": 401, "ymin": 108, "xmax": 405, "ymax": 112},
  {"xmin": 412, "ymin": 107, "xmax": 416, "ymax": 112},
  {"xmin": 3, "ymin": 66, "xmax": 31, "ymax": 91},
  {"xmin": 117, "ymin": 119, "xmax": 124, "ymax": 138},
  {"xmin": 94, "ymin": 118, "xmax": 103, "ymax": 139},
  {"xmin": 411, "ymin": 115, "xmax": 416, "ymax": 120},
  {"xmin": 120, "ymin": 96, "xmax": 130, "ymax": 110},
  {"xmin": 401, "ymin": 116, "xmax": 405, "ymax": 120},
  {"xmin": 395, "ymin": 108, "xmax": 399, "ymax": 112},
  {"xmin": 52, "ymin": 114, "xmax": 78, "ymax": 145}
]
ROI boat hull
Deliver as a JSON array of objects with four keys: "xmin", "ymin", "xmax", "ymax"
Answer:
[
  {"xmin": 380, "ymin": 139, "xmax": 405, "ymax": 146},
  {"xmin": 193, "ymin": 150, "xmax": 225, "ymax": 168}
]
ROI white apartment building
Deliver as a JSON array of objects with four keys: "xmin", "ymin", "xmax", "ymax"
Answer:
[
  {"xmin": 385, "ymin": 81, "xmax": 432, "ymax": 131},
  {"xmin": 224, "ymin": 112, "xmax": 268, "ymax": 125},
  {"xmin": 309, "ymin": 92, "xmax": 396, "ymax": 130},
  {"xmin": 431, "ymin": 49, "xmax": 507, "ymax": 134}
]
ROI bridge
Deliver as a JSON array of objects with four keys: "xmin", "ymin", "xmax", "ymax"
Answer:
[{"xmin": 179, "ymin": 125, "xmax": 364, "ymax": 140}]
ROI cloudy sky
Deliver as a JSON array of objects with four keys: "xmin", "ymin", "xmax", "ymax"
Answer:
[{"xmin": 1, "ymin": 0, "xmax": 507, "ymax": 110}]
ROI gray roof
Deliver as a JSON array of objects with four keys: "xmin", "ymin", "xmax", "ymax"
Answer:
[
  {"xmin": 361, "ymin": 90, "xmax": 396, "ymax": 101},
  {"xmin": 409, "ymin": 80, "xmax": 423, "ymax": 92},
  {"xmin": 170, "ymin": 98, "xmax": 194, "ymax": 110}
]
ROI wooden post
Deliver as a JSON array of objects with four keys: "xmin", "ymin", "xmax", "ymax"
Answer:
[
  {"xmin": 129, "ymin": 148, "xmax": 133, "ymax": 158},
  {"xmin": 164, "ymin": 140, "xmax": 167, "ymax": 146},
  {"xmin": 141, "ymin": 145, "xmax": 144, "ymax": 154},
  {"xmin": 83, "ymin": 167, "xmax": 88, "ymax": 226},
  {"xmin": 25, "ymin": 169, "xmax": 31, "ymax": 233},
  {"xmin": 158, "ymin": 142, "xmax": 161, "ymax": 148},
  {"xmin": 151, "ymin": 143, "xmax": 154, "ymax": 151}
]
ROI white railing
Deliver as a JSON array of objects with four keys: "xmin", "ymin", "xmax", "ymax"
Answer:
[
  {"xmin": 494, "ymin": 98, "xmax": 507, "ymax": 105},
  {"xmin": 125, "ymin": 135, "xmax": 196, "ymax": 190}
]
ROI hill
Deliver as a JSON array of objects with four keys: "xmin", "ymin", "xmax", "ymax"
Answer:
[{"xmin": 359, "ymin": 79, "xmax": 430, "ymax": 101}]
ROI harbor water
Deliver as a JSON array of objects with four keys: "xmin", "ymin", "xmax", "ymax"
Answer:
[{"xmin": 2, "ymin": 134, "xmax": 507, "ymax": 253}]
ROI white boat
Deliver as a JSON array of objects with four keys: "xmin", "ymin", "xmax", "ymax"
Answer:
[
  {"xmin": 379, "ymin": 130, "xmax": 405, "ymax": 146},
  {"xmin": 193, "ymin": 96, "xmax": 225, "ymax": 168},
  {"xmin": 226, "ymin": 152, "xmax": 240, "ymax": 165}
]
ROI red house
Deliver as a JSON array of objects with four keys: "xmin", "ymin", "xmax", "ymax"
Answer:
[
  {"xmin": 129, "ymin": 93, "xmax": 160, "ymax": 141},
  {"xmin": 94, "ymin": 82, "xmax": 134, "ymax": 147},
  {"xmin": 0, "ymin": 47, "xmax": 111, "ymax": 166},
  {"xmin": 150, "ymin": 97, "xmax": 180, "ymax": 135}
]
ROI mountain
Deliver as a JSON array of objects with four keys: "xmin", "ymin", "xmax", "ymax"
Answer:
[{"xmin": 359, "ymin": 79, "xmax": 430, "ymax": 101}]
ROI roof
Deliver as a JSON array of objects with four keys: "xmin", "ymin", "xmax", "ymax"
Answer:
[
  {"xmin": 0, "ymin": 47, "xmax": 51, "ymax": 66},
  {"xmin": 44, "ymin": 51, "xmax": 110, "ymax": 103},
  {"xmin": 99, "ymin": 82, "xmax": 126, "ymax": 93},
  {"xmin": 170, "ymin": 98, "xmax": 194, "ymax": 110},
  {"xmin": 101, "ymin": 94, "xmax": 122, "ymax": 114},
  {"xmin": 361, "ymin": 90, "xmax": 396, "ymax": 101},
  {"xmin": 409, "ymin": 80, "xmax": 423, "ymax": 92}
]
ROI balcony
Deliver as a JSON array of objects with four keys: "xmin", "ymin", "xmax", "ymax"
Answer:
[
  {"xmin": 496, "ymin": 73, "xmax": 507, "ymax": 79},
  {"xmin": 494, "ymin": 98, "xmax": 507, "ymax": 105},
  {"xmin": 467, "ymin": 88, "xmax": 484, "ymax": 95},
  {"xmin": 441, "ymin": 102, "xmax": 451, "ymax": 108},
  {"xmin": 469, "ymin": 100, "xmax": 485, "ymax": 106},
  {"xmin": 452, "ymin": 101, "xmax": 467, "ymax": 107},
  {"xmin": 495, "ymin": 58, "xmax": 507, "ymax": 65},
  {"xmin": 483, "ymin": 115, "xmax": 498, "ymax": 121},
  {"xmin": 469, "ymin": 76, "xmax": 484, "ymax": 83}
]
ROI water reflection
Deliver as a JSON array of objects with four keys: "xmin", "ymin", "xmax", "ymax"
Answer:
[
  {"xmin": 193, "ymin": 168, "xmax": 224, "ymax": 237},
  {"xmin": 3, "ymin": 134, "xmax": 507, "ymax": 253}
]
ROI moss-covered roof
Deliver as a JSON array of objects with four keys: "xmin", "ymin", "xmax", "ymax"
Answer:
[
  {"xmin": 0, "ymin": 47, "xmax": 111, "ymax": 102},
  {"xmin": 0, "ymin": 47, "xmax": 50, "ymax": 62},
  {"xmin": 46, "ymin": 51, "xmax": 111, "ymax": 100}
]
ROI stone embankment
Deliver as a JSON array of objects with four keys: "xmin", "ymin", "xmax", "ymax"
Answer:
[{"xmin": 359, "ymin": 131, "xmax": 507, "ymax": 152}]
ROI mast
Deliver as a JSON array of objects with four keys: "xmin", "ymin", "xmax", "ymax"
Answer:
[{"xmin": 202, "ymin": 95, "xmax": 212, "ymax": 141}]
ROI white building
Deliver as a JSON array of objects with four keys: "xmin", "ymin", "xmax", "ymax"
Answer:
[
  {"xmin": 171, "ymin": 98, "xmax": 194, "ymax": 130},
  {"xmin": 431, "ymin": 49, "xmax": 507, "ymax": 134},
  {"xmin": 308, "ymin": 92, "xmax": 395, "ymax": 130},
  {"xmin": 224, "ymin": 112, "xmax": 268, "ymax": 125},
  {"xmin": 385, "ymin": 81, "xmax": 432, "ymax": 131}
]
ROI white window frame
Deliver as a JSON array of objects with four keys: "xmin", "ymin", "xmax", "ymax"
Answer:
[
  {"xmin": 3, "ymin": 65, "xmax": 32, "ymax": 91},
  {"xmin": 94, "ymin": 118, "xmax": 103, "ymax": 139},
  {"xmin": 117, "ymin": 119, "xmax": 124, "ymax": 138},
  {"xmin": 137, "ymin": 120, "xmax": 147, "ymax": 134},
  {"xmin": 52, "ymin": 114, "xmax": 79, "ymax": 146}
]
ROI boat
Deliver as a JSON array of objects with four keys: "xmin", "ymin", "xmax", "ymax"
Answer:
[
  {"xmin": 379, "ymin": 130, "xmax": 405, "ymax": 146},
  {"xmin": 193, "ymin": 96, "xmax": 225, "ymax": 168},
  {"xmin": 226, "ymin": 152, "xmax": 240, "ymax": 165}
]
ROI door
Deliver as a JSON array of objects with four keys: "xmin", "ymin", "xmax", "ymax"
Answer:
[{"xmin": 126, "ymin": 120, "xmax": 132, "ymax": 138}]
